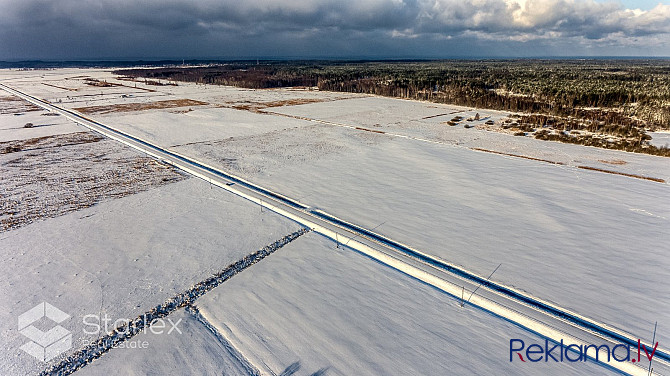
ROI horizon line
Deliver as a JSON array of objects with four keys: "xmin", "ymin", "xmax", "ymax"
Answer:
[{"xmin": 2, "ymin": 56, "xmax": 670, "ymax": 64}]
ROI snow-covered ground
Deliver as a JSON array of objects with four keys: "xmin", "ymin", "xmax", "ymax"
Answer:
[
  {"xmin": 174, "ymin": 122, "xmax": 669, "ymax": 343},
  {"xmin": 99, "ymin": 107, "xmax": 313, "ymax": 148},
  {"xmin": 0, "ymin": 176, "xmax": 300, "ymax": 375},
  {"xmin": 74, "ymin": 309, "xmax": 250, "ymax": 376},
  {"xmin": 649, "ymin": 131, "xmax": 670, "ymax": 149},
  {"xmin": 0, "ymin": 92, "xmax": 82, "ymax": 142},
  {"xmin": 196, "ymin": 232, "xmax": 607, "ymax": 376},
  {"xmin": 269, "ymin": 96, "xmax": 670, "ymax": 182},
  {"xmin": 1, "ymin": 68, "xmax": 668, "ymax": 375}
]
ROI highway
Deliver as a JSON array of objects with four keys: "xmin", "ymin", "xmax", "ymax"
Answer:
[{"xmin": 1, "ymin": 82, "xmax": 666, "ymax": 376}]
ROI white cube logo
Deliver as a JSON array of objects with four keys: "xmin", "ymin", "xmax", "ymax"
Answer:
[{"xmin": 18, "ymin": 302, "xmax": 71, "ymax": 362}]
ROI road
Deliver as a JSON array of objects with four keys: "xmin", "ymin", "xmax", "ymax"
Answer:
[{"xmin": 1, "ymin": 82, "xmax": 666, "ymax": 376}]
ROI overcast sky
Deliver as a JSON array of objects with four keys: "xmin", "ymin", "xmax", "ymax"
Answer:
[{"xmin": 0, "ymin": 0, "xmax": 668, "ymax": 60}]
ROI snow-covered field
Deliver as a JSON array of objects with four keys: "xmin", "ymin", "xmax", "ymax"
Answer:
[
  {"xmin": 177, "ymin": 122, "xmax": 669, "ymax": 341},
  {"xmin": 75, "ymin": 308, "xmax": 251, "ymax": 376},
  {"xmin": 0, "ymin": 92, "xmax": 84, "ymax": 142},
  {"xmin": 1, "ymin": 68, "xmax": 668, "ymax": 375},
  {"xmin": 1, "ymin": 176, "xmax": 300, "ymax": 374},
  {"xmin": 268, "ymin": 96, "xmax": 670, "ymax": 182},
  {"xmin": 196, "ymin": 232, "xmax": 606, "ymax": 376}
]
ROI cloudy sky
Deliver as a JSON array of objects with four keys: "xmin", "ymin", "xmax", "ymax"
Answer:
[{"xmin": 0, "ymin": 0, "xmax": 668, "ymax": 60}]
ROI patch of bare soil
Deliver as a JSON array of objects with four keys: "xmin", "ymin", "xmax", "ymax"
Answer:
[
  {"xmin": 73, "ymin": 99, "xmax": 208, "ymax": 115},
  {"xmin": 228, "ymin": 98, "xmax": 329, "ymax": 112},
  {"xmin": 0, "ymin": 95, "xmax": 41, "ymax": 114},
  {"xmin": 170, "ymin": 108, "xmax": 194, "ymax": 114},
  {"xmin": 0, "ymin": 132, "xmax": 103, "ymax": 154},
  {"xmin": 83, "ymin": 78, "xmax": 116, "ymax": 87},
  {"xmin": 470, "ymin": 148, "xmax": 566, "ymax": 165},
  {"xmin": 598, "ymin": 159, "xmax": 628, "ymax": 165},
  {"xmin": 576, "ymin": 166, "xmax": 665, "ymax": 183},
  {"xmin": 0, "ymin": 132, "xmax": 188, "ymax": 232}
]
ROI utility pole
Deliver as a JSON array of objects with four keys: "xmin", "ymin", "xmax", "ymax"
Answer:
[{"xmin": 649, "ymin": 322, "xmax": 657, "ymax": 376}]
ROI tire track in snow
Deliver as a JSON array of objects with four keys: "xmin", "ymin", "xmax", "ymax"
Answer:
[{"xmin": 40, "ymin": 228, "xmax": 309, "ymax": 376}]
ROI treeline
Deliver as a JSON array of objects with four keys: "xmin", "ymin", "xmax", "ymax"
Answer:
[
  {"xmin": 115, "ymin": 60, "xmax": 670, "ymax": 129},
  {"xmin": 118, "ymin": 65, "xmax": 318, "ymax": 89}
]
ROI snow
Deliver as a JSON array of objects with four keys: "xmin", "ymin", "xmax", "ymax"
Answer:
[
  {"xmin": 0, "ymin": 96, "xmax": 81, "ymax": 142},
  {"xmin": 75, "ymin": 309, "xmax": 250, "ymax": 376},
  {"xmin": 269, "ymin": 96, "xmax": 670, "ymax": 182},
  {"xmin": 1, "ymin": 67, "xmax": 668, "ymax": 375},
  {"xmin": 0, "ymin": 131, "xmax": 187, "ymax": 232},
  {"xmin": 196, "ymin": 232, "xmax": 607, "ymax": 376},
  {"xmin": 180, "ymin": 124, "xmax": 669, "ymax": 345},
  {"xmin": 0, "ymin": 178, "xmax": 300, "ymax": 375},
  {"xmin": 649, "ymin": 131, "xmax": 670, "ymax": 149},
  {"xmin": 98, "ymin": 107, "xmax": 313, "ymax": 148}
]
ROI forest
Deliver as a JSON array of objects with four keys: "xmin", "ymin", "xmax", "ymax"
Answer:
[{"xmin": 116, "ymin": 60, "xmax": 670, "ymax": 155}]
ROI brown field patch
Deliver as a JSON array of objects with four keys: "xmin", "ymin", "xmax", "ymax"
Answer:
[
  {"xmin": 0, "ymin": 95, "xmax": 41, "ymax": 114},
  {"xmin": 355, "ymin": 126, "xmax": 386, "ymax": 134},
  {"xmin": 229, "ymin": 98, "xmax": 328, "ymax": 112},
  {"xmin": 74, "ymin": 99, "xmax": 208, "ymax": 115},
  {"xmin": 576, "ymin": 165, "xmax": 665, "ymax": 183},
  {"xmin": 422, "ymin": 112, "xmax": 450, "ymax": 119},
  {"xmin": 1, "ymin": 132, "xmax": 187, "ymax": 232},
  {"xmin": 598, "ymin": 159, "xmax": 628, "ymax": 165},
  {"xmin": 1, "ymin": 132, "xmax": 104, "ymax": 154},
  {"xmin": 263, "ymin": 98, "xmax": 326, "ymax": 107},
  {"xmin": 471, "ymin": 148, "xmax": 565, "ymax": 165},
  {"xmin": 83, "ymin": 78, "xmax": 118, "ymax": 87}
]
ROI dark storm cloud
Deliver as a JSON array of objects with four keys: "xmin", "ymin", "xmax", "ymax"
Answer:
[{"xmin": 0, "ymin": 0, "xmax": 668, "ymax": 59}]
